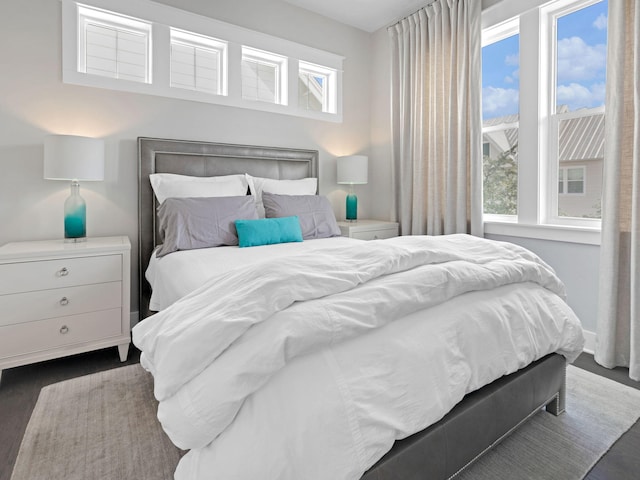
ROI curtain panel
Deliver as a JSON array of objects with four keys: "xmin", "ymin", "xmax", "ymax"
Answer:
[
  {"xmin": 595, "ymin": 0, "xmax": 640, "ymax": 381},
  {"xmin": 388, "ymin": 0, "xmax": 482, "ymax": 236}
]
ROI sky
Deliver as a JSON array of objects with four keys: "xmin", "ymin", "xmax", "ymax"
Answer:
[{"xmin": 482, "ymin": 0, "xmax": 608, "ymax": 121}]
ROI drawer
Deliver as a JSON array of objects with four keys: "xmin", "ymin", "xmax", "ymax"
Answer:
[
  {"xmin": 351, "ymin": 228, "xmax": 397, "ymax": 241},
  {"xmin": 0, "ymin": 308, "xmax": 123, "ymax": 359},
  {"xmin": 0, "ymin": 282, "xmax": 122, "ymax": 327},
  {"xmin": 0, "ymin": 254, "xmax": 122, "ymax": 295}
]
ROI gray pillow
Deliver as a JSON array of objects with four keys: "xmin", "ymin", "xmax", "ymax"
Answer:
[
  {"xmin": 262, "ymin": 192, "xmax": 341, "ymax": 240},
  {"xmin": 156, "ymin": 196, "xmax": 258, "ymax": 257}
]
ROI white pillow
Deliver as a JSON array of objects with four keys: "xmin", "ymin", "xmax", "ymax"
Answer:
[
  {"xmin": 245, "ymin": 174, "xmax": 318, "ymax": 217},
  {"xmin": 150, "ymin": 173, "xmax": 249, "ymax": 204}
]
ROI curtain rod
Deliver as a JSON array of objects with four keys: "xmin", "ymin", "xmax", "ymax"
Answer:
[{"xmin": 387, "ymin": 0, "xmax": 439, "ymax": 31}]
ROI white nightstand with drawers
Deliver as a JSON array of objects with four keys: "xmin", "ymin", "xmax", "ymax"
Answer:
[
  {"xmin": 337, "ymin": 220, "xmax": 399, "ymax": 240},
  {"xmin": 0, "ymin": 236, "xmax": 131, "ymax": 383}
]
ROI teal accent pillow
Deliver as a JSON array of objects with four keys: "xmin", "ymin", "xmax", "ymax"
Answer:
[{"xmin": 235, "ymin": 216, "xmax": 303, "ymax": 248}]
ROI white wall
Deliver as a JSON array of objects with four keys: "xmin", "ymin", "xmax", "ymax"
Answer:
[
  {"xmin": 0, "ymin": 0, "xmax": 374, "ymax": 314},
  {"xmin": 485, "ymin": 235, "xmax": 600, "ymax": 334}
]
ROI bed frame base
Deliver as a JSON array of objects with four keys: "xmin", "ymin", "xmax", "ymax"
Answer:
[{"xmin": 361, "ymin": 353, "xmax": 566, "ymax": 480}]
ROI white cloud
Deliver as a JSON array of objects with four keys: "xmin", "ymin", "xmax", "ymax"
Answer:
[
  {"xmin": 557, "ymin": 82, "xmax": 605, "ymax": 110},
  {"xmin": 505, "ymin": 53, "xmax": 519, "ymax": 67},
  {"xmin": 593, "ymin": 13, "xmax": 607, "ymax": 30},
  {"xmin": 483, "ymin": 86, "xmax": 519, "ymax": 118},
  {"xmin": 557, "ymin": 36, "xmax": 606, "ymax": 83},
  {"xmin": 503, "ymin": 68, "xmax": 520, "ymax": 84}
]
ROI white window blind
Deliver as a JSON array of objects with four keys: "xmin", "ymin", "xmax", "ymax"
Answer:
[
  {"xmin": 170, "ymin": 29, "xmax": 227, "ymax": 95},
  {"xmin": 241, "ymin": 47, "xmax": 287, "ymax": 105},
  {"xmin": 78, "ymin": 5, "xmax": 151, "ymax": 84}
]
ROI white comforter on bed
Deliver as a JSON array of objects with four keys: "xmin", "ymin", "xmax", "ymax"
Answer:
[
  {"xmin": 146, "ymin": 237, "xmax": 361, "ymax": 311},
  {"xmin": 132, "ymin": 234, "xmax": 584, "ymax": 480}
]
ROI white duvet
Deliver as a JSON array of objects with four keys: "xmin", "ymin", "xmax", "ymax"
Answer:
[
  {"xmin": 132, "ymin": 234, "xmax": 585, "ymax": 480},
  {"xmin": 146, "ymin": 237, "xmax": 360, "ymax": 311}
]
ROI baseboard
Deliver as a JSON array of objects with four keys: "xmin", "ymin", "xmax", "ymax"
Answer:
[{"xmin": 583, "ymin": 329, "xmax": 595, "ymax": 355}]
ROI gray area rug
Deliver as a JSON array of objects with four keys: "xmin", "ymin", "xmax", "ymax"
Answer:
[
  {"xmin": 10, "ymin": 364, "xmax": 182, "ymax": 480},
  {"xmin": 10, "ymin": 364, "xmax": 640, "ymax": 480},
  {"xmin": 457, "ymin": 365, "xmax": 640, "ymax": 479}
]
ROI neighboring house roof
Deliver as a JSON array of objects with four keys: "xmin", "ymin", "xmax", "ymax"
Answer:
[
  {"xmin": 558, "ymin": 110, "xmax": 604, "ymax": 162},
  {"xmin": 483, "ymin": 113, "xmax": 518, "ymax": 154},
  {"xmin": 483, "ymin": 107, "xmax": 604, "ymax": 162}
]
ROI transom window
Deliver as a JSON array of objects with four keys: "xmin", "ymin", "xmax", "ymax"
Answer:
[
  {"xmin": 63, "ymin": 0, "xmax": 343, "ymax": 121},
  {"xmin": 241, "ymin": 47, "xmax": 287, "ymax": 105},
  {"xmin": 298, "ymin": 61, "xmax": 337, "ymax": 114},
  {"xmin": 170, "ymin": 29, "xmax": 227, "ymax": 96},
  {"xmin": 77, "ymin": 4, "xmax": 151, "ymax": 84}
]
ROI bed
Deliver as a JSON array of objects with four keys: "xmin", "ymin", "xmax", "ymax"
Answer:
[{"xmin": 135, "ymin": 137, "xmax": 584, "ymax": 480}]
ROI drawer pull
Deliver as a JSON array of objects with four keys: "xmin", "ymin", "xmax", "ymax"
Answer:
[
  {"xmin": 58, "ymin": 267, "xmax": 69, "ymax": 277},
  {"xmin": 59, "ymin": 325, "xmax": 69, "ymax": 334},
  {"xmin": 60, "ymin": 297, "xmax": 69, "ymax": 306}
]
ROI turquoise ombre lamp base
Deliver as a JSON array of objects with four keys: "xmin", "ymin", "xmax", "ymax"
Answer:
[
  {"xmin": 64, "ymin": 181, "xmax": 87, "ymax": 242},
  {"xmin": 345, "ymin": 193, "xmax": 358, "ymax": 221}
]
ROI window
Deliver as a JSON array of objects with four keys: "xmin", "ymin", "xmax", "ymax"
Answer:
[
  {"xmin": 298, "ymin": 61, "xmax": 337, "ymax": 114},
  {"xmin": 482, "ymin": 22, "xmax": 519, "ymax": 217},
  {"xmin": 482, "ymin": 0, "xmax": 607, "ymax": 231},
  {"xmin": 241, "ymin": 47, "xmax": 287, "ymax": 105},
  {"xmin": 77, "ymin": 4, "xmax": 151, "ymax": 83},
  {"xmin": 170, "ymin": 29, "xmax": 227, "ymax": 96},
  {"xmin": 548, "ymin": 1, "xmax": 606, "ymax": 220},
  {"xmin": 559, "ymin": 166, "xmax": 585, "ymax": 194}
]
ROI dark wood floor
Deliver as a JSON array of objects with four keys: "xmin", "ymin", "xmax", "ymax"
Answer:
[{"xmin": 0, "ymin": 349, "xmax": 638, "ymax": 480}]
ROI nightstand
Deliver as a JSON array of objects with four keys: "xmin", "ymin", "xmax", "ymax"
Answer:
[
  {"xmin": 337, "ymin": 220, "xmax": 399, "ymax": 240},
  {"xmin": 0, "ymin": 236, "xmax": 131, "ymax": 383}
]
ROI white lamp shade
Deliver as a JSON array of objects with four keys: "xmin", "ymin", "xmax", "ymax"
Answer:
[
  {"xmin": 44, "ymin": 135, "xmax": 105, "ymax": 181},
  {"xmin": 336, "ymin": 155, "xmax": 368, "ymax": 184}
]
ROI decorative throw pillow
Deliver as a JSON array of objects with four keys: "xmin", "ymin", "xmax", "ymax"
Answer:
[{"xmin": 235, "ymin": 216, "xmax": 304, "ymax": 248}]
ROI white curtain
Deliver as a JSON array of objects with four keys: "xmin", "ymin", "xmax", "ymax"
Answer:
[
  {"xmin": 388, "ymin": 0, "xmax": 482, "ymax": 236},
  {"xmin": 595, "ymin": 0, "xmax": 640, "ymax": 381}
]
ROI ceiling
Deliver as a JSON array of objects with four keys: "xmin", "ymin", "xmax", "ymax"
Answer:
[{"xmin": 282, "ymin": 0, "xmax": 429, "ymax": 33}]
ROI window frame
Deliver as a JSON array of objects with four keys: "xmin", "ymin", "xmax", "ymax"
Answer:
[
  {"xmin": 241, "ymin": 46, "xmax": 288, "ymax": 106},
  {"xmin": 298, "ymin": 61, "xmax": 337, "ymax": 114},
  {"xmin": 558, "ymin": 165, "xmax": 586, "ymax": 195},
  {"xmin": 481, "ymin": 18, "xmax": 519, "ymax": 222},
  {"xmin": 169, "ymin": 28, "xmax": 228, "ymax": 96},
  {"xmin": 481, "ymin": 0, "xmax": 605, "ymax": 243},
  {"xmin": 77, "ymin": 3, "xmax": 152, "ymax": 84}
]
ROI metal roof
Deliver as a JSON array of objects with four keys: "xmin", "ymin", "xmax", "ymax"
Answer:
[
  {"xmin": 558, "ymin": 111, "xmax": 605, "ymax": 161},
  {"xmin": 483, "ymin": 108, "xmax": 604, "ymax": 161}
]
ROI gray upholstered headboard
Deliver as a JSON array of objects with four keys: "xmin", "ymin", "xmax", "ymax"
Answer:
[{"xmin": 138, "ymin": 137, "xmax": 319, "ymax": 318}]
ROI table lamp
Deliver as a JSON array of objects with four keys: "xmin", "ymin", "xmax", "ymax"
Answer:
[
  {"xmin": 337, "ymin": 155, "xmax": 368, "ymax": 221},
  {"xmin": 44, "ymin": 135, "xmax": 105, "ymax": 242}
]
